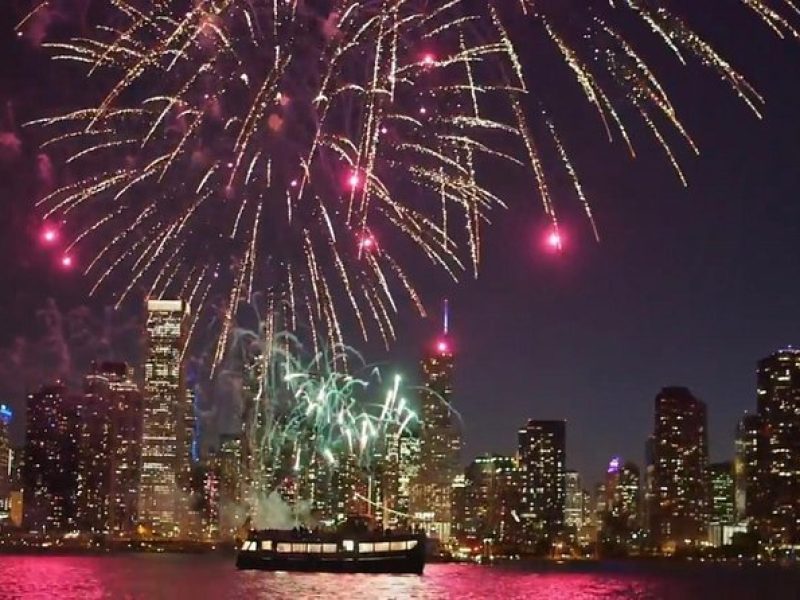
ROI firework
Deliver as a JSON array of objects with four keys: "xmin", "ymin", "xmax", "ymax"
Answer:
[
  {"xmin": 23, "ymin": 1, "xmax": 799, "ymax": 356},
  {"xmin": 223, "ymin": 325, "xmax": 420, "ymax": 508},
  {"xmin": 28, "ymin": 0, "xmax": 518, "ymax": 360}
]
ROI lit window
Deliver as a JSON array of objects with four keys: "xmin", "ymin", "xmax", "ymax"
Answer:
[
  {"xmin": 276, "ymin": 543, "xmax": 292, "ymax": 553},
  {"xmin": 374, "ymin": 542, "xmax": 390, "ymax": 552},
  {"xmin": 342, "ymin": 540, "xmax": 355, "ymax": 552},
  {"xmin": 260, "ymin": 541, "xmax": 272, "ymax": 551},
  {"xmin": 390, "ymin": 541, "xmax": 407, "ymax": 551},
  {"xmin": 359, "ymin": 542, "xmax": 374, "ymax": 553},
  {"xmin": 291, "ymin": 543, "xmax": 307, "ymax": 553},
  {"xmin": 407, "ymin": 540, "xmax": 418, "ymax": 550},
  {"xmin": 322, "ymin": 544, "xmax": 337, "ymax": 553},
  {"xmin": 307, "ymin": 543, "xmax": 322, "ymax": 553}
]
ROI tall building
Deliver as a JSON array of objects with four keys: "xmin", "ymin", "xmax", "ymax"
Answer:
[
  {"xmin": 708, "ymin": 462, "xmax": 735, "ymax": 525},
  {"xmin": 411, "ymin": 304, "xmax": 461, "ymax": 541},
  {"xmin": 138, "ymin": 299, "xmax": 190, "ymax": 538},
  {"xmin": 517, "ymin": 419, "xmax": 566, "ymax": 547},
  {"xmin": 460, "ymin": 454, "xmax": 522, "ymax": 552},
  {"xmin": 564, "ymin": 470, "xmax": 584, "ymax": 531},
  {"xmin": 650, "ymin": 387, "xmax": 709, "ymax": 551},
  {"xmin": 0, "ymin": 404, "xmax": 12, "ymax": 520},
  {"xmin": 23, "ymin": 384, "xmax": 80, "ymax": 532},
  {"xmin": 0, "ymin": 404, "xmax": 11, "ymax": 496},
  {"xmin": 381, "ymin": 429, "xmax": 420, "ymax": 528},
  {"xmin": 754, "ymin": 349, "xmax": 800, "ymax": 543},
  {"xmin": 606, "ymin": 458, "xmax": 641, "ymax": 530},
  {"xmin": 735, "ymin": 413, "xmax": 763, "ymax": 522},
  {"xmin": 76, "ymin": 362, "xmax": 143, "ymax": 536}
]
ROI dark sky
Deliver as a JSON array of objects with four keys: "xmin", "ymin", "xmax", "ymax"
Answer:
[{"xmin": 1, "ymin": 3, "xmax": 799, "ymax": 487}]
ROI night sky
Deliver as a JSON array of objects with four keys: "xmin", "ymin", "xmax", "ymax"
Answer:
[{"xmin": 1, "ymin": 3, "xmax": 799, "ymax": 487}]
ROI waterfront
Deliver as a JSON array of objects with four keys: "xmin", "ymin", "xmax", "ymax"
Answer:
[{"xmin": 0, "ymin": 556, "xmax": 799, "ymax": 599}]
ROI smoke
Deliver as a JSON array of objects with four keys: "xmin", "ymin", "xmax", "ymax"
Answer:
[
  {"xmin": 247, "ymin": 489, "xmax": 314, "ymax": 530},
  {"xmin": 0, "ymin": 131, "xmax": 22, "ymax": 163},
  {"xmin": 17, "ymin": 0, "xmax": 92, "ymax": 47},
  {"xmin": 0, "ymin": 299, "xmax": 143, "ymax": 440}
]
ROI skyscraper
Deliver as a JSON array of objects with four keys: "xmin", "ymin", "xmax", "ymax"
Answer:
[
  {"xmin": 23, "ymin": 384, "xmax": 80, "ymax": 532},
  {"xmin": 735, "ymin": 413, "xmax": 763, "ymax": 522},
  {"xmin": 754, "ymin": 348, "xmax": 800, "ymax": 543},
  {"xmin": 517, "ymin": 419, "xmax": 566, "ymax": 547},
  {"xmin": 708, "ymin": 462, "xmax": 735, "ymax": 526},
  {"xmin": 0, "ymin": 404, "xmax": 12, "ymax": 516},
  {"xmin": 564, "ymin": 470, "xmax": 584, "ymax": 531},
  {"xmin": 460, "ymin": 454, "xmax": 522, "ymax": 552},
  {"xmin": 650, "ymin": 387, "xmax": 709, "ymax": 551},
  {"xmin": 138, "ymin": 299, "xmax": 189, "ymax": 538},
  {"xmin": 606, "ymin": 459, "xmax": 641, "ymax": 530},
  {"xmin": 76, "ymin": 362, "xmax": 143, "ymax": 536},
  {"xmin": 411, "ymin": 303, "xmax": 461, "ymax": 541}
]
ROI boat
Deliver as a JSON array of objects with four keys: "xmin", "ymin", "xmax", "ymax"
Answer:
[{"xmin": 235, "ymin": 518, "xmax": 426, "ymax": 574}]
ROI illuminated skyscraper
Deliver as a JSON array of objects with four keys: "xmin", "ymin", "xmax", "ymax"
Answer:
[
  {"xmin": 754, "ymin": 348, "xmax": 800, "ymax": 543},
  {"xmin": 650, "ymin": 387, "xmax": 709, "ymax": 551},
  {"xmin": 564, "ymin": 470, "xmax": 584, "ymax": 531},
  {"xmin": 76, "ymin": 362, "xmax": 143, "ymax": 536},
  {"xmin": 735, "ymin": 413, "xmax": 763, "ymax": 522},
  {"xmin": 518, "ymin": 419, "xmax": 566, "ymax": 546},
  {"xmin": 460, "ymin": 454, "xmax": 522, "ymax": 552},
  {"xmin": 411, "ymin": 302, "xmax": 461, "ymax": 541},
  {"xmin": 214, "ymin": 434, "xmax": 247, "ymax": 539},
  {"xmin": 0, "ymin": 404, "xmax": 12, "ymax": 517},
  {"xmin": 138, "ymin": 299, "xmax": 190, "ymax": 538},
  {"xmin": 23, "ymin": 384, "xmax": 80, "ymax": 532},
  {"xmin": 708, "ymin": 462, "xmax": 735, "ymax": 526},
  {"xmin": 606, "ymin": 458, "xmax": 641, "ymax": 529}
]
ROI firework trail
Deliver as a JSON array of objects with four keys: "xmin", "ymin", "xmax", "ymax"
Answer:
[
  {"xmin": 28, "ymin": 0, "xmax": 518, "ymax": 361},
  {"xmin": 23, "ymin": 1, "xmax": 799, "ymax": 357}
]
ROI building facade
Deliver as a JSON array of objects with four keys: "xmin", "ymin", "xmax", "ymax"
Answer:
[
  {"xmin": 0, "ymin": 404, "xmax": 12, "ymax": 521},
  {"xmin": 23, "ymin": 384, "xmax": 80, "ymax": 532},
  {"xmin": 411, "ymin": 335, "xmax": 461, "ymax": 541},
  {"xmin": 76, "ymin": 362, "xmax": 143, "ymax": 536},
  {"xmin": 517, "ymin": 419, "xmax": 566, "ymax": 548},
  {"xmin": 138, "ymin": 299, "xmax": 190, "ymax": 538},
  {"xmin": 753, "ymin": 349, "xmax": 800, "ymax": 543},
  {"xmin": 708, "ymin": 462, "xmax": 735, "ymax": 526},
  {"xmin": 460, "ymin": 454, "xmax": 522, "ymax": 553},
  {"xmin": 649, "ymin": 387, "xmax": 710, "ymax": 551}
]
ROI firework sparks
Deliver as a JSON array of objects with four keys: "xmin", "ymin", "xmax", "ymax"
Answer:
[
  {"xmin": 24, "ymin": 1, "xmax": 798, "ymax": 355},
  {"xmin": 226, "ymin": 328, "xmax": 419, "ymax": 498},
  {"xmin": 30, "ymin": 0, "xmax": 518, "ymax": 355}
]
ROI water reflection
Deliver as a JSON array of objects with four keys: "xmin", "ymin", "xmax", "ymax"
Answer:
[{"xmin": 1, "ymin": 557, "xmax": 799, "ymax": 599}]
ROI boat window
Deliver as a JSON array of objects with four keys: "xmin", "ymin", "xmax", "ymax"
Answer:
[
  {"xmin": 260, "ymin": 541, "xmax": 272, "ymax": 551},
  {"xmin": 342, "ymin": 539, "xmax": 355, "ymax": 552},
  {"xmin": 307, "ymin": 543, "xmax": 322, "ymax": 553},
  {"xmin": 358, "ymin": 542, "xmax": 374, "ymax": 553},
  {"xmin": 276, "ymin": 543, "xmax": 292, "ymax": 553},
  {"xmin": 291, "ymin": 543, "xmax": 307, "ymax": 553},
  {"xmin": 322, "ymin": 544, "xmax": 338, "ymax": 553},
  {"xmin": 406, "ymin": 540, "xmax": 418, "ymax": 550},
  {"xmin": 373, "ymin": 542, "xmax": 390, "ymax": 552},
  {"xmin": 240, "ymin": 541, "xmax": 250, "ymax": 551},
  {"xmin": 390, "ymin": 541, "xmax": 407, "ymax": 551}
]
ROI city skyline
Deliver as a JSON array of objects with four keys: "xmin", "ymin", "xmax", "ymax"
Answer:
[{"xmin": 0, "ymin": 2, "xmax": 799, "ymax": 503}]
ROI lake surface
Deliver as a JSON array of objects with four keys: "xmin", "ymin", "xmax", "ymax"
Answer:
[{"xmin": 0, "ymin": 555, "xmax": 798, "ymax": 599}]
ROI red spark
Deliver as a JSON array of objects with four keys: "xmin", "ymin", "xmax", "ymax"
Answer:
[
  {"xmin": 359, "ymin": 234, "xmax": 376, "ymax": 251},
  {"xmin": 347, "ymin": 171, "xmax": 362, "ymax": 190},
  {"xmin": 41, "ymin": 227, "xmax": 58, "ymax": 244},
  {"xmin": 60, "ymin": 255, "xmax": 73, "ymax": 268}
]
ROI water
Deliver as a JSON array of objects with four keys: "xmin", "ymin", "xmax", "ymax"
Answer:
[{"xmin": 0, "ymin": 555, "xmax": 799, "ymax": 600}]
